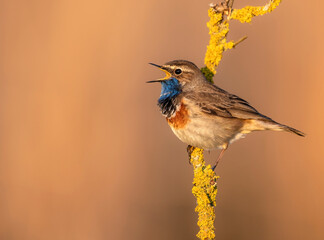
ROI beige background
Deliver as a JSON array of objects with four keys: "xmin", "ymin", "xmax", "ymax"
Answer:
[{"xmin": 0, "ymin": 0, "xmax": 323, "ymax": 239}]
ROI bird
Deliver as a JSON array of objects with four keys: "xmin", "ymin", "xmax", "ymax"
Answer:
[{"xmin": 148, "ymin": 60, "xmax": 305, "ymax": 169}]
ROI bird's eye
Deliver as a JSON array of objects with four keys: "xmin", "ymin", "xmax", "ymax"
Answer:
[{"xmin": 175, "ymin": 69, "xmax": 182, "ymax": 75}]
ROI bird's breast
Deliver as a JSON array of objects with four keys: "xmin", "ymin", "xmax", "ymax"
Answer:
[
  {"xmin": 165, "ymin": 98, "xmax": 246, "ymax": 149},
  {"xmin": 166, "ymin": 102, "xmax": 190, "ymax": 129}
]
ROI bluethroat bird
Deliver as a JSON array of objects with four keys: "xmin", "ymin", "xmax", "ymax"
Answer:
[{"xmin": 148, "ymin": 60, "xmax": 305, "ymax": 169}]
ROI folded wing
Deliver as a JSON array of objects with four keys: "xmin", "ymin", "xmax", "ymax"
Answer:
[{"xmin": 185, "ymin": 84, "xmax": 274, "ymax": 121}]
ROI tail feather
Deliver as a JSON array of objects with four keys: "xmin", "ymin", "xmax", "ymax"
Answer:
[
  {"xmin": 243, "ymin": 119, "xmax": 305, "ymax": 137},
  {"xmin": 263, "ymin": 120, "xmax": 306, "ymax": 137},
  {"xmin": 280, "ymin": 124, "xmax": 305, "ymax": 137}
]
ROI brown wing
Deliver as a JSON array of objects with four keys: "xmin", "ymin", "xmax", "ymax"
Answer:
[{"xmin": 184, "ymin": 84, "xmax": 273, "ymax": 121}]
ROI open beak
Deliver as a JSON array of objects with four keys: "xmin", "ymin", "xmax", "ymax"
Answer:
[
  {"xmin": 147, "ymin": 63, "xmax": 171, "ymax": 83},
  {"xmin": 149, "ymin": 63, "xmax": 162, "ymax": 68}
]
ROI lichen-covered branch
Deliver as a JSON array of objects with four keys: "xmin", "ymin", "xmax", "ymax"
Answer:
[
  {"xmin": 204, "ymin": 8, "xmax": 233, "ymax": 76},
  {"xmin": 204, "ymin": 0, "xmax": 282, "ymax": 75},
  {"xmin": 231, "ymin": 0, "xmax": 282, "ymax": 23},
  {"xmin": 191, "ymin": 1, "xmax": 282, "ymax": 240},
  {"xmin": 190, "ymin": 147, "xmax": 218, "ymax": 240}
]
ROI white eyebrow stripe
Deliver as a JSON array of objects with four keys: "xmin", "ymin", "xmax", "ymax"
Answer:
[{"xmin": 163, "ymin": 65, "xmax": 193, "ymax": 73}]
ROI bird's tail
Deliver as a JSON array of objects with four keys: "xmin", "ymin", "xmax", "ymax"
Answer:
[
  {"xmin": 243, "ymin": 119, "xmax": 305, "ymax": 137},
  {"xmin": 278, "ymin": 124, "xmax": 305, "ymax": 137}
]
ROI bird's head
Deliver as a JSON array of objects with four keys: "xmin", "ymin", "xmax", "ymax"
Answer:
[{"xmin": 147, "ymin": 60, "xmax": 206, "ymax": 88}]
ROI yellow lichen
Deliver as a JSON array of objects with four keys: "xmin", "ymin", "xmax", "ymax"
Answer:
[
  {"xmin": 204, "ymin": 9, "xmax": 231, "ymax": 75},
  {"xmin": 190, "ymin": 147, "xmax": 219, "ymax": 240},
  {"xmin": 231, "ymin": 0, "xmax": 282, "ymax": 23}
]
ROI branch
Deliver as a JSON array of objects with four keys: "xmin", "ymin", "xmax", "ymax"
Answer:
[
  {"xmin": 227, "ymin": 0, "xmax": 234, "ymax": 9},
  {"xmin": 210, "ymin": 0, "xmax": 235, "ymax": 17},
  {"xmin": 233, "ymin": 36, "xmax": 248, "ymax": 48},
  {"xmin": 195, "ymin": 1, "xmax": 283, "ymax": 239},
  {"xmin": 231, "ymin": 0, "xmax": 282, "ymax": 23},
  {"xmin": 190, "ymin": 147, "xmax": 218, "ymax": 240}
]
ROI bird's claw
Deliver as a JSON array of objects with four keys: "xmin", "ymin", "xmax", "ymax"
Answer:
[{"xmin": 187, "ymin": 145, "xmax": 195, "ymax": 164}]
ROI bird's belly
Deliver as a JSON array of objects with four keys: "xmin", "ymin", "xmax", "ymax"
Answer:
[{"xmin": 168, "ymin": 113, "xmax": 244, "ymax": 150}]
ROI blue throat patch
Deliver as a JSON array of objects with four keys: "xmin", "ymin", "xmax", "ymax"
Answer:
[
  {"xmin": 158, "ymin": 77, "xmax": 181, "ymax": 102},
  {"xmin": 157, "ymin": 77, "xmax": 181, "ymax": 117}
]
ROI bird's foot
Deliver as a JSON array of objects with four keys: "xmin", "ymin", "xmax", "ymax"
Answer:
[{"xmin": 187, "ymin": 145, "xmax": 195, "ymax": 164}]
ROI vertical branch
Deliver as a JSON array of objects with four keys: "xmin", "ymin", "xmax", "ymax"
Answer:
[
  {"xmin": 190, "ymin": 147, "xmax": 218, "ymax": 240},
  {"xmin": 192, "ymin": 1, "xmax": 282, "ymax": 239},
  {"xmin": 203, "ymin": 0, "xmax": 238, "ymax": 76}
]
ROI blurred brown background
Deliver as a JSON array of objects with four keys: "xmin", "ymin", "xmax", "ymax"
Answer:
[{"xmin": 0, "ymin": 0, "xmax": 323, "ymax": 239}]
